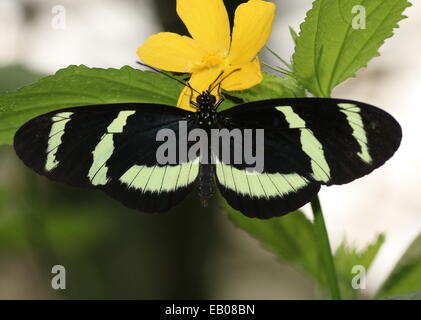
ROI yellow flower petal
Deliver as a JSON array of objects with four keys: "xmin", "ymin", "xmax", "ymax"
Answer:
[
  {"xmin": 177, "ymin": 86, "xmax": 197, "ymax": 111},
  {"xmin": 228, "ymin": 0, "xmax": 276, "ymax": 65},
  {"xmin": 221, "ymin": 58, "xmax": 263, "ymax": 91},
  {"xmin": 177, "ymin": 0, "xmax": 230, "ymax": 54},
  {"xmin": 177, "ymin": 68, "xmax": 222, "ymax": 110},
  {"xmin": 137, "ymin": 32, "xmax": 206, "ymax": 73}
]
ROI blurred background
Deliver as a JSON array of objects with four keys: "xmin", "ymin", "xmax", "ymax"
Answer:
[{"xmin": 0, "ymin": 0, "xmax": 419, "ymax": 299}]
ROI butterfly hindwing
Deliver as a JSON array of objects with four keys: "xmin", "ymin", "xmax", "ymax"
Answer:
[
  {"xmin": 211, "ymin": 106, "xmax": 320, "ymax": 218},
  {"xmin": 213, "ymin": 155, "xmax": 321, "ymax": 219},
  {"xmin": 13, "ymin": 103, "xmax": 199, "ymax": 213}
]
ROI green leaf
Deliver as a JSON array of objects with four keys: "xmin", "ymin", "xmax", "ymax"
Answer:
[
  {"xmin": 225, "ymin": 197, "xmax": 388, "ymax": 299},
  {"xmin": 0, "ymin": 65, "xmax": 44, "ymax": 95},
  {"xmin": 222, "ymin": 72, "xmax": 305, "ymax": 110},
  {"xmin": 224, "ymin": 201, "xmax": 327, "ymax": 288},
  {"xmin": 265, "ymin": 47, "xmax": 292, "ymax": 70},
  {"xmin": 334, "ymin": 234, "xmax": 385, "ymax": 299},
  {"xmin": 386, "ymin": 291, "xmax": 421, "ymax": 300},
  {"xmin": 0, "ymin": 65, "xmax": 304, "ymax": 144},
  {"xmin": 377, "ymin": 234, "xmax": 421, "ymax": 298},
  {"xmin": 289, "ymin": 26, "xmax": 299, "ymax": 45},
  {"xmin": 0, "ymin": 65, "xmax": 183, "ymax": 145},
  {"xmin": 292, "ymin": 0, "xmax": 411, "ymax": 97}
]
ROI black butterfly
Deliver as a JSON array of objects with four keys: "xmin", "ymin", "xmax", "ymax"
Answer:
[{"xmin": 13, "ymin": 87, "xmax": 401, "ymax": 219}]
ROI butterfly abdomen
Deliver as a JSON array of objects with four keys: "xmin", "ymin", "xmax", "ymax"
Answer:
[{"xmin": 197, "ymin": 163, "xmax": 214, "ymax": 207}]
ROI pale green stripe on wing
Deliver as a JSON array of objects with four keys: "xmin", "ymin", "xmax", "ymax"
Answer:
[
  {"xmin": 215, "ymin": 158, "xmax": 309, "ymax": 199},
  {"xmin": 276, "ymin": 106, "xmax": 330, "ymax": 182},
  {"xmin": 88, "ymin": 110, "xmax": 136, "ymax": 186},
  {"xmin": 338, "ymin": 103, "xmax": 372, "ymax": 164},
  {"xmin": 45, "ymin": 112, "xmax": 73, "ymax": 171},
  {"xmin": 119, "ymin": 158, "xmax": 200, "ymax": 193}
]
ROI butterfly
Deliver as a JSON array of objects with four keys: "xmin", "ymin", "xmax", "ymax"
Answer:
[{"xmin": 13, "ymin": 80, "xmax": 402, "ymax": 219}]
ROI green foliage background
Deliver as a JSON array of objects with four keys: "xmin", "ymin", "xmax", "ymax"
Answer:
[{"xmin": 0, "ymin": 0, "xmax": 419, "ymax": 299}]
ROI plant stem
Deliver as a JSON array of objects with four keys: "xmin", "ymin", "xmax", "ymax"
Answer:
[{"xmin": 311, "ymin": 195, "xmax": 342, "ymax": 300}]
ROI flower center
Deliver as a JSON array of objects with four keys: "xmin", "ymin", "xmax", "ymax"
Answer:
[{"xmin": 190, "ymin": 51, "xmax": 225, "ymax": 73}]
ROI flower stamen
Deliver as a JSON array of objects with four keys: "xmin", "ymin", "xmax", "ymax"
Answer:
[{"xmin": 190, "ymin": 51, "xmax": 225, "ymax": 73}]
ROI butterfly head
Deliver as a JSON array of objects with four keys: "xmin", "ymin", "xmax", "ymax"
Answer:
[{"xmin": 196, "ymin": 92, "xmax": 217, "ymax": 108}]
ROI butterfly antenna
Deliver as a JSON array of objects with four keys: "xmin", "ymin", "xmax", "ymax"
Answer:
[
  {"xmin": 209, "ymin": 68, "xmax": 242, "ymax": 93},
  {"xmin": 207, "ymin": 71, "xmax": 225, "ymax": 93},
  {"xmin": 136, "ymin": 61, "xmax": 201, "ymax": 95}
]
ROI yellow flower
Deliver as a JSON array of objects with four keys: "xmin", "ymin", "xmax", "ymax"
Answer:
[{"xmin": 137, "ymin": 0, "xmax": 276, "ymax": 111}]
